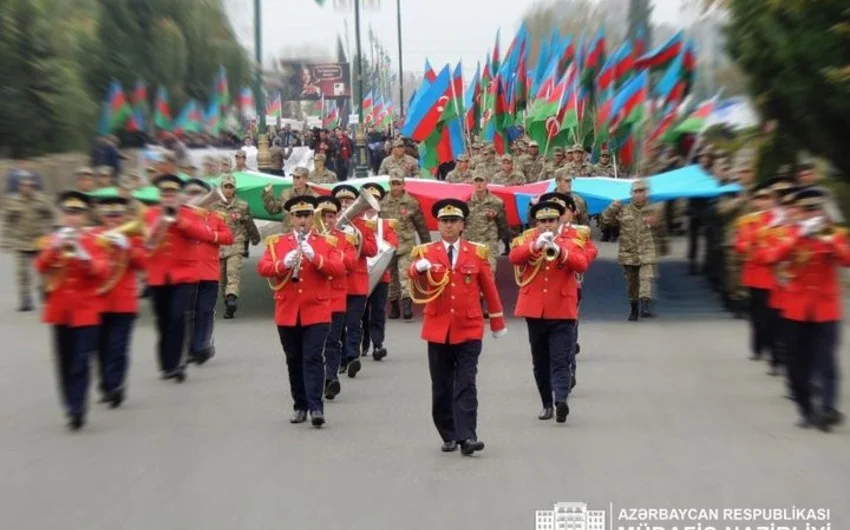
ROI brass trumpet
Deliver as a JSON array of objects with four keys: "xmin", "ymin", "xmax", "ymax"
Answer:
[
  {"xmin": 290, "ymin": 227, "xmax": 307, "ymax": 283},
  {"xmin": 543, "ymin": 241, "xmax": 560, "ymax": 261},
  {"xmin": 97, "ymin": 220, "xmax": 144, "ymax": 244}
]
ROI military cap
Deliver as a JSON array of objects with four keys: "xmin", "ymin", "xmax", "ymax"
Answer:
[
  {"xmin": 794, "ymin": 187, "xmax": 827, "ymax": 210},
  {"xmin": 779, "ymin": 186, "xmax": 800, "ymax": 205},
  {"xmin": 431, "ymin": 198, "xmax": 469, "ymax": 220},
  {"xmin": 57, "ymin": 190, "xmax": 91, "ymax": 212},
  {"xmin": 292, "ymin": 167, "xmax": 309, "ymax": 178},
  {"xmin": 600, "ymin": 147, "xmax": 611, "ymax": 156},
  {"xmin": 97, "ymin": 166, "xmax": 113, "ymax": 176},
  {"xmin": 316, "ymin": 196, "xmax": 342, "ymax": 214},
  {"xmin": 220, "ymin": 173, "xmax": 237, "ymax": 187},
  {"xmin": 554, "ymin": 167, "xmax": 574, "ymax": 182},
  {"xmin": 570, "ymin": 143, "xmax": 583, "ymax": 152},
  {"xmin": 388, "ymin": 169, "xmax": 405, "ymax": 183},
  {"xmin": 750, "ymin": 180, "xmax": 774, "ymax": 199},
  {"xmin": 146, "ymin": 166, "xmax": 159, "ymax": 174},
  {"xmin": 531, "ymin": 201, "xmax": 565, "ymax": 221},
  {"xmin": 180, "ymin": 162, "xmax": 198, "ymax": 171},
  {"xmin": 631, "ymin": 178, "xmax": 649, "ymax": 192},
  {"xmin": 219, "ymin": 156, "xmax": 232, "ymax": 165},
  {"xmin": 332, "ymin": 184, "xmax": 359, "ymax": 201},
  {"xmin": 552, "ymin": 147, "xmax": 565, "ymax": 155},
  {"xmin": 117, "ymin": 173, "xmax": 141, "ymax": 190},
  {"xmin": 392, "ymin": 139, "xmax": 405, "ymax": 148},
  {"xmin": 314, "ymin": 153, "xmax": 327, "ymax": 162},
  {"xmin": 776, "ymin": 164, "xmax": 792, "ymax": 178},
  {"xmin": 770, "ymin": 177, "xmax": 795, "ymax": 193},
  {"xmin": 18, "ymin": 170, "xmax": 36, "ymax": 185},
  {"xmin": 797, "ymin": 161, "xmax": 815, "ymax": 171},
  {"xmin": 472, "ymin": 172, "xmax": 488, "ymax": 182},
  {"xmin": 697, "ymin": 144, "xmax": 714, "ymax": 157},
  {"xmin": 539, "ymin": 191, "xmax": 575, "ymax": 212},
  {"xmin": 202, "ymin": 155, "xmax": 215, "ymax": 164},
  {"xmin": 500, "ymin": 154, "xmax": 513, "ymax": 163},
  {"xmin": 97, "ymin": 196, "xmax": 129, "ymax": 216},
  {"xmin": 153, "ymin": 174, "xmax": 184, "ymax": 192},
  {"xmin": 528, "ymin": 141, "xmax": 539, "ymax": 148},
  {"xmin": 184, "ymin": 178, "xmax": 211, "ymax": 194},
  {"xmin": 457, "ymin": 153, "xmax": 470, "ymax": 162},
  {"xmin": 734, "ymin": 160, "xmax": 754, "ymax": 172},
  {"xmin": 162, "ymin": 151, "xmax": 177, "ymax": 163},
  {"xmin": 283, "ymin": 195, "xmax": 317, "ymax": 214},
  {"xmin": 233, "ymin": 150, "xmax": 246, "ymax": 159},
  {"xmin": 484, "ymin": 144, "xmax": 496, "ymax": 154},
  {"xmin": 361, "ymin": 182, "xmax": 386, "ymax": 200},
  {"xmin": 76, "ymin": 166, "xmax": 94, "ymax": 175},
  {"xmin": 470, "ymin": 143, "xmax": 482, "ymax": 150}
]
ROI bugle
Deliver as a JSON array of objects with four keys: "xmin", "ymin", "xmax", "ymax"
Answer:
[
  {"xmin": 187, "ymin": 185, "xmax": 225, "ymax": 211},
  {"xmin": 97, "ymin": 220, "xmax": 144, "ymax": 244},
  {"xmin": 337, "ymin": 191, "xmax": 381, "ymax": 255},
  {"xmin": 291, "ymin": 228, "xmax": 307, "ymax": 283}
]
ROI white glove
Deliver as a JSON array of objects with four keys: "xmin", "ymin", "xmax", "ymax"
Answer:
[
  {"xmin": 51, "ymin": 233, "xmax": 65, "ymax": 249},
  {"xmin": 800, "ymin": 216, "xmax": 824, "ymax": 236},
  {"xmin": 768, "ymin": 208, "xmax": 785, "ymax": 227},
  {"xmin": 107, "ymin": 232, "xmax": 129, "ymax": 249},
  {"xmin": 59, "ymin": 227, "xmax": 75, "ymax": 238},
  {"xmin": 415, "ymin": 258, "xmax": 432, "ymax": 272},
  {"xmin": 341, "ymin": 225, "xmax": 357, "ymax": 236},
  {"xmin": 75, "ymin": 245, "xmax": 91, "ymax": 262},
  {"xmin": 492, "ymin": 328, "xmax": 507, "ymax": 339},
  {"xmin": 300, "ymin": 240, "xmax": 315, "ymax": 261},
  {"xmin": 283, "ymin": 249, "xmax": 299, "ymax": 268},
  {"xmin": 534, "ymin": 232, "xmax": 554, "ymax": 250}
]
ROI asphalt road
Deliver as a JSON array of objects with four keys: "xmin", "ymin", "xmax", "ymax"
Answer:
[{"xmin": 1, "ymin": 238, "xmax": 847, "ymax": 530}]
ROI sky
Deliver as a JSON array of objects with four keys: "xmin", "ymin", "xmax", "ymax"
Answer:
[{"xmin": 226, "ymin": 0, "xmax": 692, "ymax": 81}]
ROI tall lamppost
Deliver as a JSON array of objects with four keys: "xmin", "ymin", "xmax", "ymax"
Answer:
[
  {"xmin": 254, "ymin": 0, "xmax": 272, "ymax": 172},
  {"xmin": 396, "ymin": 0, "xmax": 404, "ymax": 116},
  {"xmin": 353, "ymin": 0, "xmax": 369, "ymax": 178}
]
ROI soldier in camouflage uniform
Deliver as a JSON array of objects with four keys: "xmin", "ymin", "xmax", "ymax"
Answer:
[
  {"xmin": 220, "ymin": 156, "xmax": 233, "ymax": 175},
  {"xmin": 378, "ymin": 139, "xmax": 419, "ymax": 177},
  {"xmin": 214, "ymin": 173, "xmax": 260, "ymax": 318},
  {"xmin": 491, "ymin": 155, "xmax": 526, "ymax": 186},
  {"xmin": 540, "ymin": 147, "xmax": 566, "ymax": 181},
  {"xmin": 592, "ymin": 147, "xmax": 618, "ymax": 178},
  {"xmin": 716, "ymin": 161, "xmax": 754, "ymax": 317},
  {"xmin": 95, "ymin": 166, "xmax": 114, "ymax": 189},
  {"xmin": 473, "ymin": 145, "xmax": 500, "ymax": 181},
  {"xmin": 2, "ymin": 172, "xmax": 54, "ymax": 310},
  {"xmin": 566, "ymin": 145, "xmax": 593, "ymax": 176},
  {"xmin": 202, "ymin": 156, "xmax": 219, "ymax": 179},
  {"xmin": 262, "ymin": 166, "xmax": 318, "ymax": 233},
  {"xmin": 380, "ymin": 170, "xmax": 431, "ymax": 321},
  {"xmin": 464, "ymin": 173, "xmax": 509, "ymax": 272},
  {"xmin": 116, "ymin": 173, "xmax": 146, "ymax": 219},
  {"xmin": 445, "ymin": 154, "xmax": 474, "ymax": 183},
  {"xmin": 310, "ymin": 153, "xmax": 337, "ymax": 184},
  {"xmin": 600, "ymin": 179, "xmax": 666, "ymax": 321},
  {"xmin": 468, "ymin": 143, "xmax": 483, "ymax": 170},
  {"xmin": 74, "ymin": 167, "xmax": 97, "ymax": 193},
  {"xmin": 518, "ymin": 141, "xmax": 545, "ymax": 182},
  {"xmin": 552, "ymin": 168, "xmax": 590, "ymax": 225}
]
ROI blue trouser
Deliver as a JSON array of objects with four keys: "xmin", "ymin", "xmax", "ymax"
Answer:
[
  {"xmin": 323, "ymin": 311, "xmax": 346, "ymax": 382},
  {"xmin": 343, "ymin": 294, "xmax": 367, "ymax": 363},
  {"xmin": 53, "ymin": 325, "xmax": 99, "ymax": 416},
  {"xmin": 786, "ymin": 320, "xmax": 840, "ymax": 417},
  {"xmin": 189, "ymin": 280, "xmax": 219, "ymax": 359},
  {"xmin": 526, "ymin": 318, "xmax": 576, "ymax": 407},
  {"xmin": 361, "ymin": 282, "xmax": 389, "ymax": 352},
  {"xmin": 278, "ymin": 321, "xmax": 329, "ymax": 412},
  {"xmin": 150, "ymin": 283, "xmax": 194, "ymax": 375},
  {"xmin": 427, "ymin": 339, "xmax": 482, "ymax": 443},
  {"xmin": 97, "ymin": 313, "xmax": 136, "ymax": 394}
]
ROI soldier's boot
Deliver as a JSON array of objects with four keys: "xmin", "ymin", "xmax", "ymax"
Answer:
[
  {"xmin": 388, "ymin": 300, "xmax": 400, "ymax": 320},
  {"xmin": 223, "ymin": 295, "xmax": 238, "ymax": 319},
  {"xmin": 402, "ymin": 297, "xmax": 413, "ymax": 321},
  {"xmin": 501, "ymin": 238, "xmax": 510, "ymax": 256},
  {"xmin": 639, "ymin": 298, "xmax": 655, "ymax": 318},
  {"xmin": 628, "ymin": 301, "xmax": 639, "ymax": 321},
  {"xmin": 242, "ymin": 240, "xmax": 250, "ymax": 258},
  {"xmin": 731, "ymin": 299, "xmax": 745, "ymax": 319},
  {"xmin": 18, "ymin": 294, "xmax": 33, "ymax": 312}
]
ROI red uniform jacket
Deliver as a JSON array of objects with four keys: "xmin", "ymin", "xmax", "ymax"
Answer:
[
  {"xmin": 35, "ymin": 230, "xmax": 110, "ymax": 327},
  {"xmin": 327, "ymin": 227, "xmax": 356, "ymax": 313},
  {"xmin": 735, "ymin": 210, "xmax": 776, "ymax": 290},
  {"xmin": 94, "ymin": 232, "xmax": 148, "ymax": 314},
  {"xmin": 344, "ymin": 218, "xmax": 379, "ymax": 296},
  {"xmin": 407, "ymin": 240, "xmax": 506, "ymax": 344},
  {"xmin": 193, "ymin": 209, "xmax": 234, "ymax": 281},
  {"xmin": 144, "ymin": 205, "xmax": 219, "ymax": 286},
  {"xmin": 376, "ymin": 218, "xmax": 400, "ymax": 283},
  {"xmin": 757, "ymin": 225, "xmax": 850, "ymax": 322},
  {"xmin": 257, "ymin": 230, "xmax": 346, "ymax": 326},
  {"xmin": 510, "ymin": 226, "xmax": 590, "ymax": 320},
  {"xmin": 760, "ymin": 225, "xmax": 792, "ymax": 311}
]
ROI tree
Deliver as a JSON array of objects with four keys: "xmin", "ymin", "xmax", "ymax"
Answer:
[
  {"xmin": 627, "ymin": 0, "xmax": 652, "ymax": 50},
  {"xmin": 726, "ymin": 0, "xmax": 850, "ymax": 178}
]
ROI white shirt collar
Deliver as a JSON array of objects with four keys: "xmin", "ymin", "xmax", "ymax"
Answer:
[{"xmin": 442, "ymin": 239, "xmax": 459, "ymax": 266}]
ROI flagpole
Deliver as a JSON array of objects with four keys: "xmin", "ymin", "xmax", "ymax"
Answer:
[
  {"xmin": 396, "ymin": 0, "xmax": 405, "ymax": 117},
  {"xmin": 253, "ymin": 0, "xmax": 272, "ymax": 172},
  {"xmin": 353, "ymin": 0, "xmax": 368, "ymax": 178},
  {"xmin": 449, "ymin": 63, "xmax": 469, "ymax": 153}
]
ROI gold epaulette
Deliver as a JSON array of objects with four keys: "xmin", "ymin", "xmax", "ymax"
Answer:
[
  {"xmin": 323, "ymin": 233, "xmax": 338, "ymax": 247},
  {"xmin": 215, "ymin": 211, "xmax": 227, "ymax": 220},
  {"xmin": 363, "ymin": 219, "xmax": 377, "ymax": 231},
  {"xmin": 345, "ymin": 233, "xmax": 357, "ymax": 245},
  {"xmin": 388, "ymin": 219, "xmax": 398, "ymax": 230},
  {"xmin": 574, "ymin": 225, "xmax": 591, "ymax": 237},
  {"xmin": 264, "ymin": 234, "xmax": 279, "ymax": 246},
  {"xmin": 468, "ymin": 241, "xmax": 489, "ymax": 261},
  {"xmin": 37, "ymin": 235, "xmax": 51, "ymax": 250},
  {"xmin": 410, "ymin": 243, "xmax": 430, "ymax": 259},
  {"xmin": 736, "ymin": 212, "xmax": 762, "ymax": 229},
  {"xmin": 512, "ymin": 228, "xmax": 537, "ymax": 248}
]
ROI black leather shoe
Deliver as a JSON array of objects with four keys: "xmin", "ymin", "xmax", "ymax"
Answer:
[
  {"xmin": 290, "ymin": 410, "xmax": 308, "ymax": 424},
  {"xmin": 18, "ymin": 296, "xmax": 33, "ymax": 312},
  {"xmin": 347, "ymin": 358, "xmax": 361, "ymax": 378},
  {"xmin": 538, "ymin": 407, "xmax": 553, "ymax": 420},
  {"xmin": 67, "ymin": 413, "xmax": 85, "ymax": 431},
  {"xmin": 639, "ymin": 298, "xmax": 655, "ymax": 318},
  {"xmin": 338, "ymin": 362, "xmax": 348, "ymax": 374},
  {"xmin": 325, "ymin": 380, "xmax": 341, "ymax": 400},
  {"xmin": 823, "ymin": 409, "xmax": 845, "ymax": 426},
  {"xmin": 388, "ymin": 300, "xmax": 400, "ymax": 319},
  {"xmin": 555, "ymin": 401, "xmax": 570, "ymax": 423},
  {"xmin": 108, "ymin": 389, "xmax": 124, "ymax": 409},
  {"xmin": 570, "ymin": 375, "xmax": 576, "ymax": 389},
  {"xmin": 628, "ymin": 301, "xmax": 639, "ymax": 321},
  {"xmin": 402, "ymin": 298, "xmax": 413, "ymax": 321},
  {"xmin": 460, "ymin": 439, "xmax": 485, "ymax": 456},
  {"xmin": 372, "ymin": 346, "xmax": 387, "ymax": 361},
  {"xmin": 575, "ymin": 343, "xmax": 581, "ymax": 355},
  {"xmin": 796, "ymin": 416, "xmax": 813, "ymax": 429},
  {"xmin": 767, "ymin": 366, "xmax": 781, "ymax": 377},
  {"xmin": 441, "ymin": 441, "xmax": 458, "ymax": 452},
  {"xmin": 310, "ymin": 410, "xmax": 325, "ymax": 427}
]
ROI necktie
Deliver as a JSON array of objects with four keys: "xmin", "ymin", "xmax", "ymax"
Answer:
[{"xmin": 447, "ymin": 244, "xmax": 454, "ymax": 269}]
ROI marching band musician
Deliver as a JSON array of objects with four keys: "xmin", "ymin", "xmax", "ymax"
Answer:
[
  {"xmin": 257, "ymin": 196, "xmax": 345, "ymax": 427},
  {"xmin": 35, "ymin": 191, "xmax": 110, "ymax": 430},
  {"xmin": 360, "ymin": 182, "xmax": 399, "ymax": 361},
  {"xmin": 92, "ymin": 197, "xmax": 147, "ymax": 408},
  {"xmin": 509, "ymin": 200, "xmax": 591, "ymax": 423},
  {"xmin": 408, "ymin": 198, "xmax": 507, "ymax": 456},
  {"xmin": 314, "ymin": 196, "xmax": 356, "ymax": 401},
  {"xmin": 754, "ymin": 187, "xmax": 850, "ymax": 431},
  {"xmin": 183, "ymin": 179, "xmax": 234, "ymax": 365},
  {"xmin": 331, "ymin": 184, "xmax": 379, "ymax": 379},
  {"xmin": 144, "ymin": 174, "xmax": 221, "ymax": 383}
]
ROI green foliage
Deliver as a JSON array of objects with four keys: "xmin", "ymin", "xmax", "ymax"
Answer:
[
  {"xmin": 0, "ymin": 0, "xmax": 251, "ymax": 158},
  {"xmin": 726, "ymin": 0, "xmax": 850, "ymax": 179},
  {"xmin": 628, "ymin": 0, "xmax": 652, "ymax": 49}
]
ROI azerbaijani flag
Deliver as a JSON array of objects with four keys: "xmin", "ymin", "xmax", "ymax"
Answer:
[
  {"xmin": 97, "ymin": 80, "xmax": 132, "ymax": 135},
  {"xmin": 669, "ymin": 95, "xmax": 717, "ymax": 137},
  {"xmin": 266, "ymin": 91, "xmax": 282, "ymax": 118},
  {"xmin": 153, "ymin": 86, "xmax": 172, "ymax": 131},
  {"xmin": 215, "ymin": 66, "xmax": 231, "ymax": 107}
]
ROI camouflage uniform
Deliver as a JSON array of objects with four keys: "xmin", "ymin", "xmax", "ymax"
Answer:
[
  {"xmin": 310, "ymin": 153, "xmax": 337, "ymax": 184},
  {"xmin": 472, "ymin": 147, "xmax": 500, "ymax": 181},
  {"xmin": 716, "ymin": 187, "xmax": 748, "ymax": 309},
  {"xmin": 261, "ymin": 167, "xmax": 318, "ymax": 232},
  {"xmin": 600, "ymin": 180, "xmax": 666, "ymax": 312},
  {"xmin": 592, "ymin": 159, "xmax": 618, "ymax": 178},
  {"xmin": 378, "ymin": 141, "xmax": 419, "ymax": 178},
  {"xmin": 445, "ymin": 166, "xmax": 474, "ymax": 184},
  {"xmin": 539, "ymin": 148, "xmax": 566, "ymax": 180},
  {"xmin": 2, "ymin": 185, "xmax": 54, "ymax": 307},
  {"xmin": 551, "ymin": 169, "xmax": 591, "ymax": 226},
  {"xmin": 518, "ymin": 150, "xmax": 545, "ymax": 182},
  {"xmin": 464, "ymin": 189, "xmax": 509, "ymax": 271},
  {"xmin": 213, "ymin": 174, "xmax": 261, "ymax": 302},
  {"xmin": 491, "ymin": 155, "xmax": 526, "ymax": 186},
  {"xmin": 380, "ymin": 174, "xmax": 431, "ymax": 305}
]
